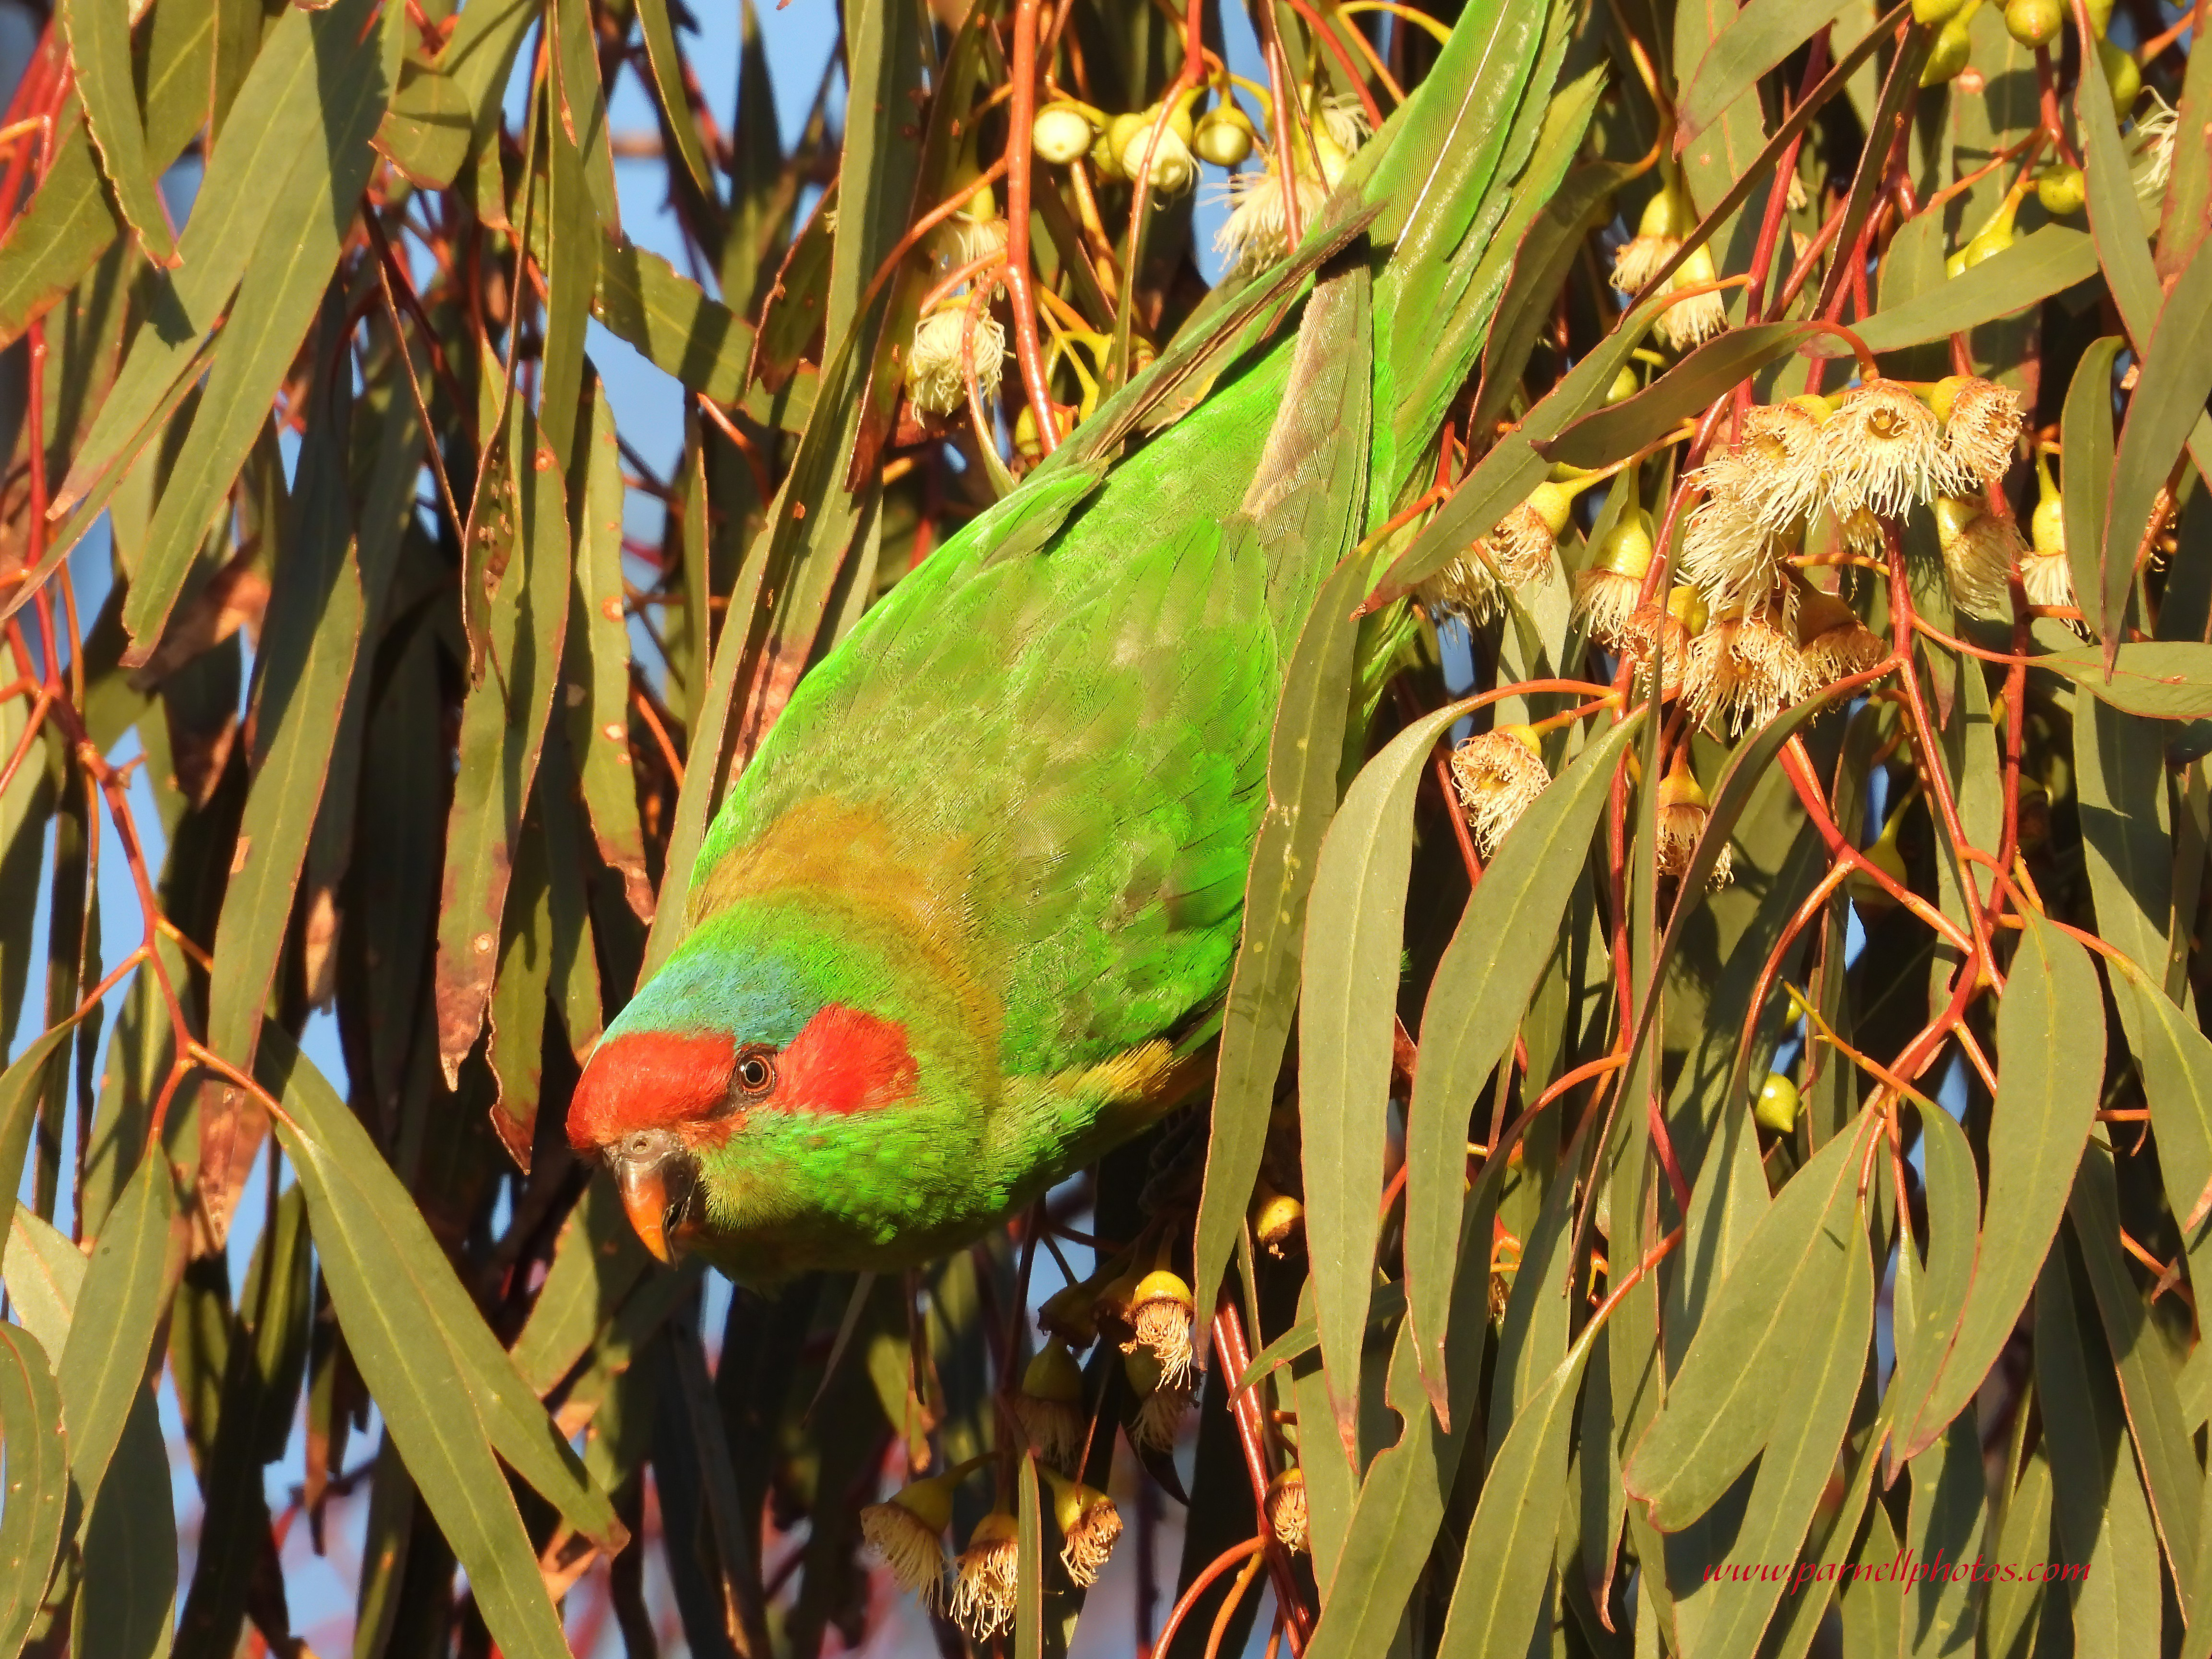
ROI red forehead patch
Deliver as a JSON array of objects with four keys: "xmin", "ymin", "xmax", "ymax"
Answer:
[
  {"xmin": 778, "ymin": 1004, "xmax": 919, "ymax": 1116},
  {"xmin": 567, "ymin": 1029, "xmax": 737, "ymax": 1149}
]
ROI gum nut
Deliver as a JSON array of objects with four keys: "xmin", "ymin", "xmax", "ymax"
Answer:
[
  {"xmin": 1921, "ymin": 18, "xmax": 1973, "ymax": 84},
  {"xmin": 1032, "ymin": 105, "xmax": 1095, "ymax": 166},
  {"xmin": 1193, "ymin": 108, "xmax": 1254, "ymax": 167},
  {"xmin": 1911, "ymin": 0, "xmax": 1971, "ymax": 19},
  {"xmin": 2036, "ymin": 164, "xmax": 2086, "ymax": 217},
  {"xmin": 1089, "ymin": 128, "xmax": 1123, "ymax": 180},
  {"xmin": 2032, "ymin": 490, "xmax": 2065, "ymax": 556},
  {"xmin": 2001, "ymin": 0, "xmax": 2061, "ymax": 49},
  {"xmin": 1754, "ymin": 1072, "xmax": 1802, "ymax": 1134},
  {"xmin": 1607, "ymin": 363, "xmax": 1642, "ymax": 404},
  {"xmin": 2099, "ymin": 39, "xmax": 2140, "ymax": 110},
  {"xmin": 1962, "ymin": 219, "xmax": 2014, "ymax": 268}
]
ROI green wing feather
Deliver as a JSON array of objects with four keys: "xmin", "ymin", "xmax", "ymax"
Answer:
[{"xmin": 697, "ymin": 337, "xmax": 1308, "ymax": 1081}]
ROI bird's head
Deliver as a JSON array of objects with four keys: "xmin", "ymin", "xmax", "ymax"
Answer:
[{"xmin": 565, "ymin": 900, "xmax": 926, "ymax": 1262}]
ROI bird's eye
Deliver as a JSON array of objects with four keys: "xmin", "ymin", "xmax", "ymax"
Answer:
[{"xmin": 734, "ymin": 1051, "xmax": 777, "ymax": 1096}]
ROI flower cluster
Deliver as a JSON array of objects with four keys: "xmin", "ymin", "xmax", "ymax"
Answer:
[
  {"xmin": 1610, "ymin": 180, "xmax": 1728, "ymax": 351},
  {"xmin": 1645, "ymin": 375, "xmax": 2022, "ymax": 728},
  {"xmin": 860, "ymin": 1446, "xmax": 1127, "ymax": 1634}
]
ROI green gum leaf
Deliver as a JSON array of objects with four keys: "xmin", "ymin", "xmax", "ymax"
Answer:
[
  {"xmin": 1404, "ymin": 712, "xmax": 1642, "ymax": 1421},
  {"xmin": 1891, "ymin": 915, "xmax": 2103, "ymax": 1462}
]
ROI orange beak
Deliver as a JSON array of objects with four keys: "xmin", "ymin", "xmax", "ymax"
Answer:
[{"xmin": 614, "ymin": 1156, "xmax": 674, "ymax": 1263}]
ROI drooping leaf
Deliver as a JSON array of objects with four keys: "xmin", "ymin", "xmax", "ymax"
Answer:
[
  {"xmin": 1675, "ymin": 0, "xmax": 1854, "ymax": 148},
  {"xmin": 2060, "ymin": 337, "xmax": 2125, "ymax": 641},
  {"xmin": 1623, "ymin": 1109, "xmax": 1873, "ymax": 1529},
  {"xmin": 2102, "ymin": 237, "xmax": 2212, "ymax": 663},
  {"xmin": 1434, "ymin": 1321, "xmax": 1603, "ymax": 1659},
  {"xmin": 2066, "ymin": 1141, "xmax": 2199, "ymax": 1604},
  {"xmin": 1301, "ymin": 698, "xmax": 1470, "ymax": 1453},
  {"xmin": 1190, "ymin": 273, "xmax": 1377, "ymax": 1327},
  {"xmin": 1301, "ymin": 1193, "xmax": 1492, "ymax": 1659},
  {"xmin": 433, "ymin": 389, "xmax": 573, "ymax": 1087},
  {"xmin": 42, "ymin": 0, "xmax": 396, "ymax": 608},
  {"xmin": 2036, "ymin": 1233, "xmax": 2161, "ymax": 1658},
  {"xmin": 60, "ymin": 0, "xmax": 178, "ymax": 266},
  {"xmin": 1892, "ymin": 914, "xmax": 2104, "ymax": 1462},
  {"xmin": 1662, "ymin": 1170, "xmax": 1871, "ymax": 1659},
  {"xmin": 0, "ymin": 1322, "xmax": 68, "ymax": 1658},
  {"xmin": 56, "ymin": 1146, "xmax": 179, "ymax": 1519},
  {"xmin": 256, "ymin": 1029, "xmax": 624, "ymax": 1550},
  {"xmin": 1404, "ymin": 711, "xmax": 1641, "ymax": 1416}
]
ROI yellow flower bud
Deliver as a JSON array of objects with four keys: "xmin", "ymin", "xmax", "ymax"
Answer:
[
  {"xmin": 1193, "ymin": 105, "xmax": 1255, "ymax": 167},
  {"xmin": 2099, "ymin": 39, "xmax": 2140, "ymax": 111},
  {"xmin": 1754, "ymin": 1071, "xmax": 1801, "ymax": 1134},
  {"xmin": 2036, "ymin": 163, "xmax": 2086, "ymax": 217},
  {"xmin": 1921, "ymin": 11, "xmax": 1977, "ymax": 85},
  {"xmin": 2002, "ymin": 0, "xmax": 2061, "ymax": 49},
  {"xmin": 1032, "ymin": 103, "xmax": 1097, "ymax": 167},
  {"xmin": 1251, "ymin": 1179, "xmax": 1305, "ymax": 1257}
]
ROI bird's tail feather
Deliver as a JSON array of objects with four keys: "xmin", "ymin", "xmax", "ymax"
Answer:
[{"xmin": 1352, "ymin": 0, "xmax": 1599, "ymax": 520}]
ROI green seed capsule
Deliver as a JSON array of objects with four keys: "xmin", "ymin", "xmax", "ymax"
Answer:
[
  {"xmin": 2100, "ymin": 39, "xmax": 2140, "ymax": 110},
  {"xmin": 1921, "ymin": 12, "xmax": 1976, "ymax": 85},
  {"xmin": 2002, "ymin": 0, "xmax": 2062, "ymax": 49},
  {"xmin": 1911, "ymin": 0, "xmax": 1972, "ymax": 21},
  {"xmin": 1192, "ymin": 106, "xmax": 1254, "ymax": 167},
  {"xmin": 2036, "ymin": 163, "xmax": 2086, "ymax": 216},
  {"xmin": 1754, "ymin": 1072, "xmax": 1802, "ymax": 1135},
  {"xmin": 1032, "ymin": 105, "xmax": 1096, "ymax": 167}
]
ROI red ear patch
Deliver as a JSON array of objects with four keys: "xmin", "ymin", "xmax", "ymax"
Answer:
[
  {"xmin": 777, "ymin": 1004, "xmax": 920, "ymax": 1116},
  {"xmin": 567, "ymin": 1029, "xmax": 738, "ymax": 1149}
]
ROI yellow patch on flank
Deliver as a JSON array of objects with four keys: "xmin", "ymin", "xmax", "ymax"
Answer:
[{"xmin": 1049, "ymin": 1039, "xmax": 1210, "ymax": 1115}]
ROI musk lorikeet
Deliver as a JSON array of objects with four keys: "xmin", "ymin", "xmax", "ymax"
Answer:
[{"xmin": 567, "ymin": 1, "xmax": 1582, "ymax": 1281}]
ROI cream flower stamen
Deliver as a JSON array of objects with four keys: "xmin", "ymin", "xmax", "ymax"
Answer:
[
  {"xmin": 1654, "ymin": 749, "xmax": 1732, "ymax": 889},
  {"xmin": 1612, "ymin": 185, "xmax": 1690, "ymax": 295},
  {"xmin": 951, "ymin": 1512, "xmax": 1022, "ymax": 1638},
  {"xmin": 1046, "ymin": 1473, "xmax": 1123, "ymax": 1587},
  {"xmin": 1655, "ymin": 244, "xmax": 1730, "ymax": 351},
  {"xmin": 1934, "ymin": 494, "xmax": 2024, "ymax": 620},
  {"xmin": 1679, "ymin": 471, "xmax": 1781, "ymax": 614},
  {"xmin": 1686, "ymin": 591, "xmax": 1813, "ymax": 731},
  {"xmin": 1212, "ymin": 154, "xmax": 1329, "ymax": 274},
  {"xmin": 1127, "ymin": 1269, "xmax": 1196, "ymax": 1386},
  {"xmin": 1619, "ymin": 585, "xmax": 1706, "ymax": 700},
  {"xmin": 1126, "ymin": 1348, "xmax": 1191, "ymax": 1451},
  {"xmin": 1796, "ymin": 585, "xmax": 1887, "ymax": 685},
  {"xmin": 1014, "ymin": 1341, "xmax": 1087, "ymax": 1472},
  {"xmin": 1416, "ymin": 547, "xmax": 1505, "ymax": 623},
  {"xmin": 1815, "ymin": 380, "xmax": 1944, "ymax": 520},
  {"xmin": 861, "ymin": 1471, "xmax": 962, "ymax": 1608},
  {"xmin": 2021, "ymin": 547, "xmax": 2078, "ymax": 612},
  {"xmin": 1450, "ymin": 726, "xmax": 1552, "ymax": 856},
  {"xmin": 1573, "ymin": 510, "xmax": 1656, "ymax": 647},
  {"xmin": 907, "ymin": 305, "xmax": 1006, "ymax": 416},
  {"xmin": 1930, "ymin": 375, "xmax": 2024, "ymax": 492},
  {"xmin": 1266, "ymin": 1469, "xmax": 1310, "ymax": 1555},
  {"xmin": 1737, "ymin": 398, "xmax": 1829, "ymax": 531}
]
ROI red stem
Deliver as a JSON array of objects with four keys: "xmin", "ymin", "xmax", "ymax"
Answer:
[{"xmin": 1212, "ymin": 1303, "xmax": 1313, "ymax": 1652}]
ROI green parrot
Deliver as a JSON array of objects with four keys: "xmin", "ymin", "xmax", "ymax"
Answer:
[{"xmin": 566, "ymin": 1, "xmax": 1585, "ymax": 1280}]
